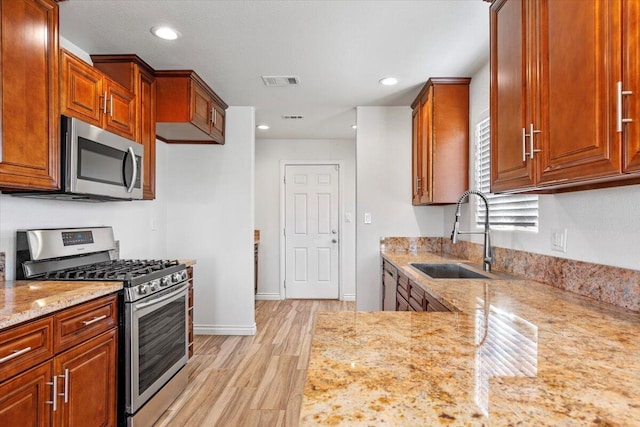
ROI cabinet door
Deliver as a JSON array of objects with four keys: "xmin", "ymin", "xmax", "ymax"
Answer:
[
  {"xmin": 211, "ymin": 102, "xmax": 225, "ymax": 143},
  {"xmin": 0, "ymin": 362, "xmax": 52, "ymax": 427},
  {"xmin": 191, "ymin": 81, "xmax": 213, "ymax": 135},
  {"xmin": 535, "ymin": 0, "xmax": 621, "ymax": 186},
  {"xmin": 54, "ymin": 330, "xmax": 117, "ymax": 427},
  {"xmin": 623, "ymin": 0, "xmax": 640, "ymax": 172},
  {"xmin": 138, "ymin": 69, "xmax": 157, "ymax": 199},
  {"xmin": 411, "ymin": 106, "xmax": 422, "ymax": 205},
  {"xmin": 490, "ymin": 0, "xmax": 535, "ymax": 192},
  {"xmin": 60, "ymin": 49, "xmax": 103, "ymax": 127},
  {"xmin": 104, "ymin": 79, "xmax": 135, "ymax": 140},
  {"xmin": 0, "ymin": 0, "xmax": 59, "ymax": 190},
  {"xmin": 419, "ymin": 91, "xmax": 432, "ymax": 204}
]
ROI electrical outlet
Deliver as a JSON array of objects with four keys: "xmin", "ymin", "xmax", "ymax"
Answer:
[
  {"xmin": 551, "ymin": 228, "xmax": 567, "ymax": 252},
  {"xmin": 364, "ymin": 212, "xmax": 372, "ymax": 224}
]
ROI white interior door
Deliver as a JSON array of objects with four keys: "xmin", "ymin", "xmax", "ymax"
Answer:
[{"xmin": 285, "ymin": 164, "xmax": 339, "ymax": 299}]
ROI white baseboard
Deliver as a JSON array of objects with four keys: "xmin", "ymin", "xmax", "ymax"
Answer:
[
  {"xmin": 342, "ymin": 293, "xmax": 356, "ymax": 301},
  {"xmin": 194, "ymin": 323, "xmax": 257, "ymax": 336},
  {"xmin": 255, "ymin": 292, "xmax": 283, "ymax": 300}
]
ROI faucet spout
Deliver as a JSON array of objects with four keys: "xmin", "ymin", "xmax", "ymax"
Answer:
[{"xmin": 450, "ymin": 190, "xmax": 493, "ymax": 272}]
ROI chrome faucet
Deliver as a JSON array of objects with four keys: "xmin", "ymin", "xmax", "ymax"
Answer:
[{"xmin": 450, "ymin": 190, "xmax": 493, "ymax": 272}]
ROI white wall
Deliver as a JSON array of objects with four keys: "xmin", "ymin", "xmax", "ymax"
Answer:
[
  {"xmin": 356, "ymin": 107, "xmax": 445, "ymax": 311},
  {"xmin": 165, "ymin": 107, "xmax": 256, "ymax": 335},
  {"xmin": 0, "ymin": 141, "xmax": 169, "ymax": 279},
  {"xmin": 255, "ymin": 138, "xmax": 356, "ymax": 301},
  {"xmin": 453, "ymin": 60, "xmax": 640, "ymax": 271}
]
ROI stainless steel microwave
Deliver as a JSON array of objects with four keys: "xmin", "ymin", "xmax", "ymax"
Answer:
[{"xmin": 11, "ymin": 116, "xmax": 143, "ymax": 201}]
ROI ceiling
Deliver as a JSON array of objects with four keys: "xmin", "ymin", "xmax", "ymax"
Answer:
[{"xmin": 59, "ymin": 0, "xmax": 490, "ymax": 140}]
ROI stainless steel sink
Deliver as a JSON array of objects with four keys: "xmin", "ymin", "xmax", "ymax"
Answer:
[{"xmin": 409, "ymin": 263, "xmax": 494, "ymax": 280}]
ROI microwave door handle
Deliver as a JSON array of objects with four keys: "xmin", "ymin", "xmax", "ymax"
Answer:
[{"xmin": 125, "ymin": 147, "xmax": 137, "ymax": 193}]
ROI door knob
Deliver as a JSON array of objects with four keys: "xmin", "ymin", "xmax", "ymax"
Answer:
[
  {"xmin": 332, "ymin": 239, "xmax": 338, "ymax": 243},
  {"xmin": 331, "ymin": 229, "xmax": 337, "ymax": 234}
]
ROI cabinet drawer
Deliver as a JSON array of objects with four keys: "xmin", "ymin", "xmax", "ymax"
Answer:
[
  {"xmin": 382, "ymin": 261, "xmax": 397, "ymax": 278},
  {"xmin": 0, "ymin": 317, "xmax": 54, "ymax": 383},
  {"xmin": 396, "ymin": 293, "xmax": 409, "ymax": 311},
  {"xmin": 424, "ymin": 291, "xmax": 450, "ymax": 312},
  {"xmin": 409, "ymin": 282, "xmax": 426, "ymax": 311},
  {"xmin": 54, "ymin": 294, "xmax": 118, "ymax": 353},
  {"xmin": 397, "ymin": 274, "xmax": 410, "ymax": 301}
]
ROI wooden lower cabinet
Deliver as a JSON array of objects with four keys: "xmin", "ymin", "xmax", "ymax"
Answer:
[
  {"xmin": 0, "ymin": 294, "xmax": 118, "ymax": 427},
  {"xmin": 54, "ymin": 329, "xmax": 117, "ymax": 427},
  {"xmin": 0, "ymin": 362, "xmax": 52, "ymax": 427},
  {"xmin": 381, "ymin": 260, "xmax": 397, "ymax": 311}
]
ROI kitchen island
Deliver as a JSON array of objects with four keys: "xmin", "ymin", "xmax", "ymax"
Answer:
[{"xmin": 300, "ymin": 251, "xmax": 640, "ymax": 426}]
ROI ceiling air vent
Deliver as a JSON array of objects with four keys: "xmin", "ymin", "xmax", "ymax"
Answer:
[
  {"xmin": 282, "ymin": 115, "xmax": 304, "ymax": 120},
  {"xmin": 261, "ymin": 75, "xmax": 301, "ymax": 87}
]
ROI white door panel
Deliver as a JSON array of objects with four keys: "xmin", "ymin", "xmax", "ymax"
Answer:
[{"xmin": 285, "ymin": 164, "xmax": 339, "ymax": 299}]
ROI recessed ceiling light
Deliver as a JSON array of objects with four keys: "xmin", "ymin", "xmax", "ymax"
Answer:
[
  {"xmin": 256, "ymin": 124, "xmax": 270, "ymax": 130},
  {"xmin": 150, "ymin": 26, "xmax": 180, "ymax": 40},
  {"xmin": 351, "ymin": 125, "xmax": 357, "ymax": 130},
  {"xmin": 379, "ymin": 77, "xmax": 398, "ymax": 86}
]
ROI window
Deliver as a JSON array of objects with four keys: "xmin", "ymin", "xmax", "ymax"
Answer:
[{"xmin": 475, "ymin": 117, "xmax": 538, "ymax": 230}]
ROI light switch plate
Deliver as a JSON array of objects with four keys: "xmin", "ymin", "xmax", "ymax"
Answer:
[
  {"xmin": 551, "ymin": 228, "xmax": 567, "ymax": 252},
  {"xmin": 364, "ymin": 212, "xmax": 372, "ymax": 224}
]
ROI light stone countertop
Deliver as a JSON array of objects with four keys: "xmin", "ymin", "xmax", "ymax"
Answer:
[
  {"xmin": 300, "ymin": 250, "xmax": 640, "ymax": 426},
  {"xmin": 0, "ymin": 280, "xmax": 123, "ymax": 330}
]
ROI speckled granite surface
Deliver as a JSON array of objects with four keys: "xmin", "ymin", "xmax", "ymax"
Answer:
[
  {"xmin": 0, "ymin": 280, "xmax": 122, "ymax": 329},
  {"xmin": 380, "ymin": 237, "xmax": 640, "ymax": 311},
  {"xmin": 300, "ymin": 251, "xmax": 640, "ymax": 426}
]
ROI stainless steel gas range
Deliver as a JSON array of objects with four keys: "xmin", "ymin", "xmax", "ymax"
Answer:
[{"xmin": 16, "ymin": 227, "xmax": 188, "ymax": 427}]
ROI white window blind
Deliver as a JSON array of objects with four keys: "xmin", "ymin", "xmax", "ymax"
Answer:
[{"xmin": 475, "ymin": 117, "xmax": 538, "ymax": 229}]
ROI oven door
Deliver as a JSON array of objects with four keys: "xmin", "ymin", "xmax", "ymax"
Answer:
[
  {"xmin": 65, "ymin": 115, "xmax": 143, "ymax": 200},
  {"xmin": 125, "ymin": 282, "xmax": 188, "ymax": 414}
]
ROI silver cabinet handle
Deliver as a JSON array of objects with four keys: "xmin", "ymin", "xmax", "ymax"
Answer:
[
  {"xmin": 617, "ymin": 81, "xmax": 633, "ymax": 132},
  {"xmin": 46, "ymin": 375, "xmax": 58, "ymax": 411},
  {"xmin": 59, "ymin": 368, "xmax": 69, "ymax": 403},
  {"xmin": 82, "ymin": 314, "xmax": 107, "ymax": 326},
  {"xmin": 102, "ymin": 91, "xmax": 107, "ymax": 113},
  {"xmin": 211, "ymin": 108, "xmax": 217, "ymax": 125},
  {"xmin": 0, "ymin": 346, "xmax": 32, "ymax": 363},
  {"xmin": 529, "ymin": 123, "xmax": 541, "ymax": 159},
  {"xmin": 110, "ymin": 95, "xmax": 114, "ymax": 117},
  {"xmin": 522, "ymin": 128, "xmax": 528, "ymax": 162},
  {"xmin": 125, "ymin": 146, "xmax": 137, "ymax": 193}
]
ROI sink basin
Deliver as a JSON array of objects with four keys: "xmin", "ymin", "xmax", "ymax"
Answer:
[{"xmin": 410, "ymin": 263, "xmax": 494, "ymax": 280}]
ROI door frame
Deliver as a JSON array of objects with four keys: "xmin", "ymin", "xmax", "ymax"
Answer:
[{"xmin": 279, "ymin": 160, "xmax": 344, "ymax": 300}]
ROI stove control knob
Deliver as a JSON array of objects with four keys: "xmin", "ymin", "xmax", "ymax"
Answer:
[
  {"xmin": 150, "ymin": 280, "xmax": 159, "ymax": 291},
  {"xmin": 172, "ymin": 273, "xmax": 182, "ymax": 283},
  {"xmin": 180, "ymin": 271, "xmax": 188, "ymax": 281},
  {"xmin": 138, "ymin": 284, "xmax": 148, "ymax": 295},
  {"xmin": 160, "ymin": 277, "xmax": 170, "ymax": 287}
]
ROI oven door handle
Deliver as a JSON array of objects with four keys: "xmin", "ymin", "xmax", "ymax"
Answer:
[{"xmin": 134, "ymin": 283, "xmax": 188, "ymax": 311}]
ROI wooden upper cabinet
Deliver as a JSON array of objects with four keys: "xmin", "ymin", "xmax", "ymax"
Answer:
[
  {"xmin": 91, "ymin": 54, "xmax": 158, "ymax": 199},
  {"xmin": 0, "ymin": 0, "xmax": 59, "ymax": 191},
  {"xmin": 60, "ymin": 49, "xmax": 135, "ymax": 141},
  {"xmin": 491, "ymin": 0, "xmax": 640, "ymax": 193},
  {"xmin": 155, "ymin": 70, "xmax": 228, "ymax": 144},
  {"xmin": 622, "ymin": 0, "xmax": 640, "ymax": 173},
  {"xmin": 535, "ymin": 0, "xmax": 621, "ymax": 186},
  {"xmin": 490, "ymin": 0, "xmax": 535, "ymax": 192},
  {"xmin": 411, "ymin": 78, "xmax": 470, "ymax": 205}
]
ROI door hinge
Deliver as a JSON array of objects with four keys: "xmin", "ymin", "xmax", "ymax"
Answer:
[
  {"xmin": 283, "ymin": 176, "xmax": 286, "ymax": 184},
  {"xmin": 284, "ymin": 280, "xmax": 286, "ymax": 289},
  {"xmin": 283, "ymin": 228, "xmax": 286, "ymax": 237}
]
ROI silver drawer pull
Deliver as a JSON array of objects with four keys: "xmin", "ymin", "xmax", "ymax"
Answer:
[
  {"xmin": 82, "ymin": 314, "xmax": 107, "ymax": 326},
  {"xmin": 46, "ymin": 375, "xmax": 58, "ymax": 411},
  {"xmin": 0, "ymin": 346, "xmax": 32, "ymax": 363}
]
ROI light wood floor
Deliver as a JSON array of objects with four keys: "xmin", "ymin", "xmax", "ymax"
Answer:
[{"xmin": 153, "ymin": 299, "xmax": 355, "ymax": 427}]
